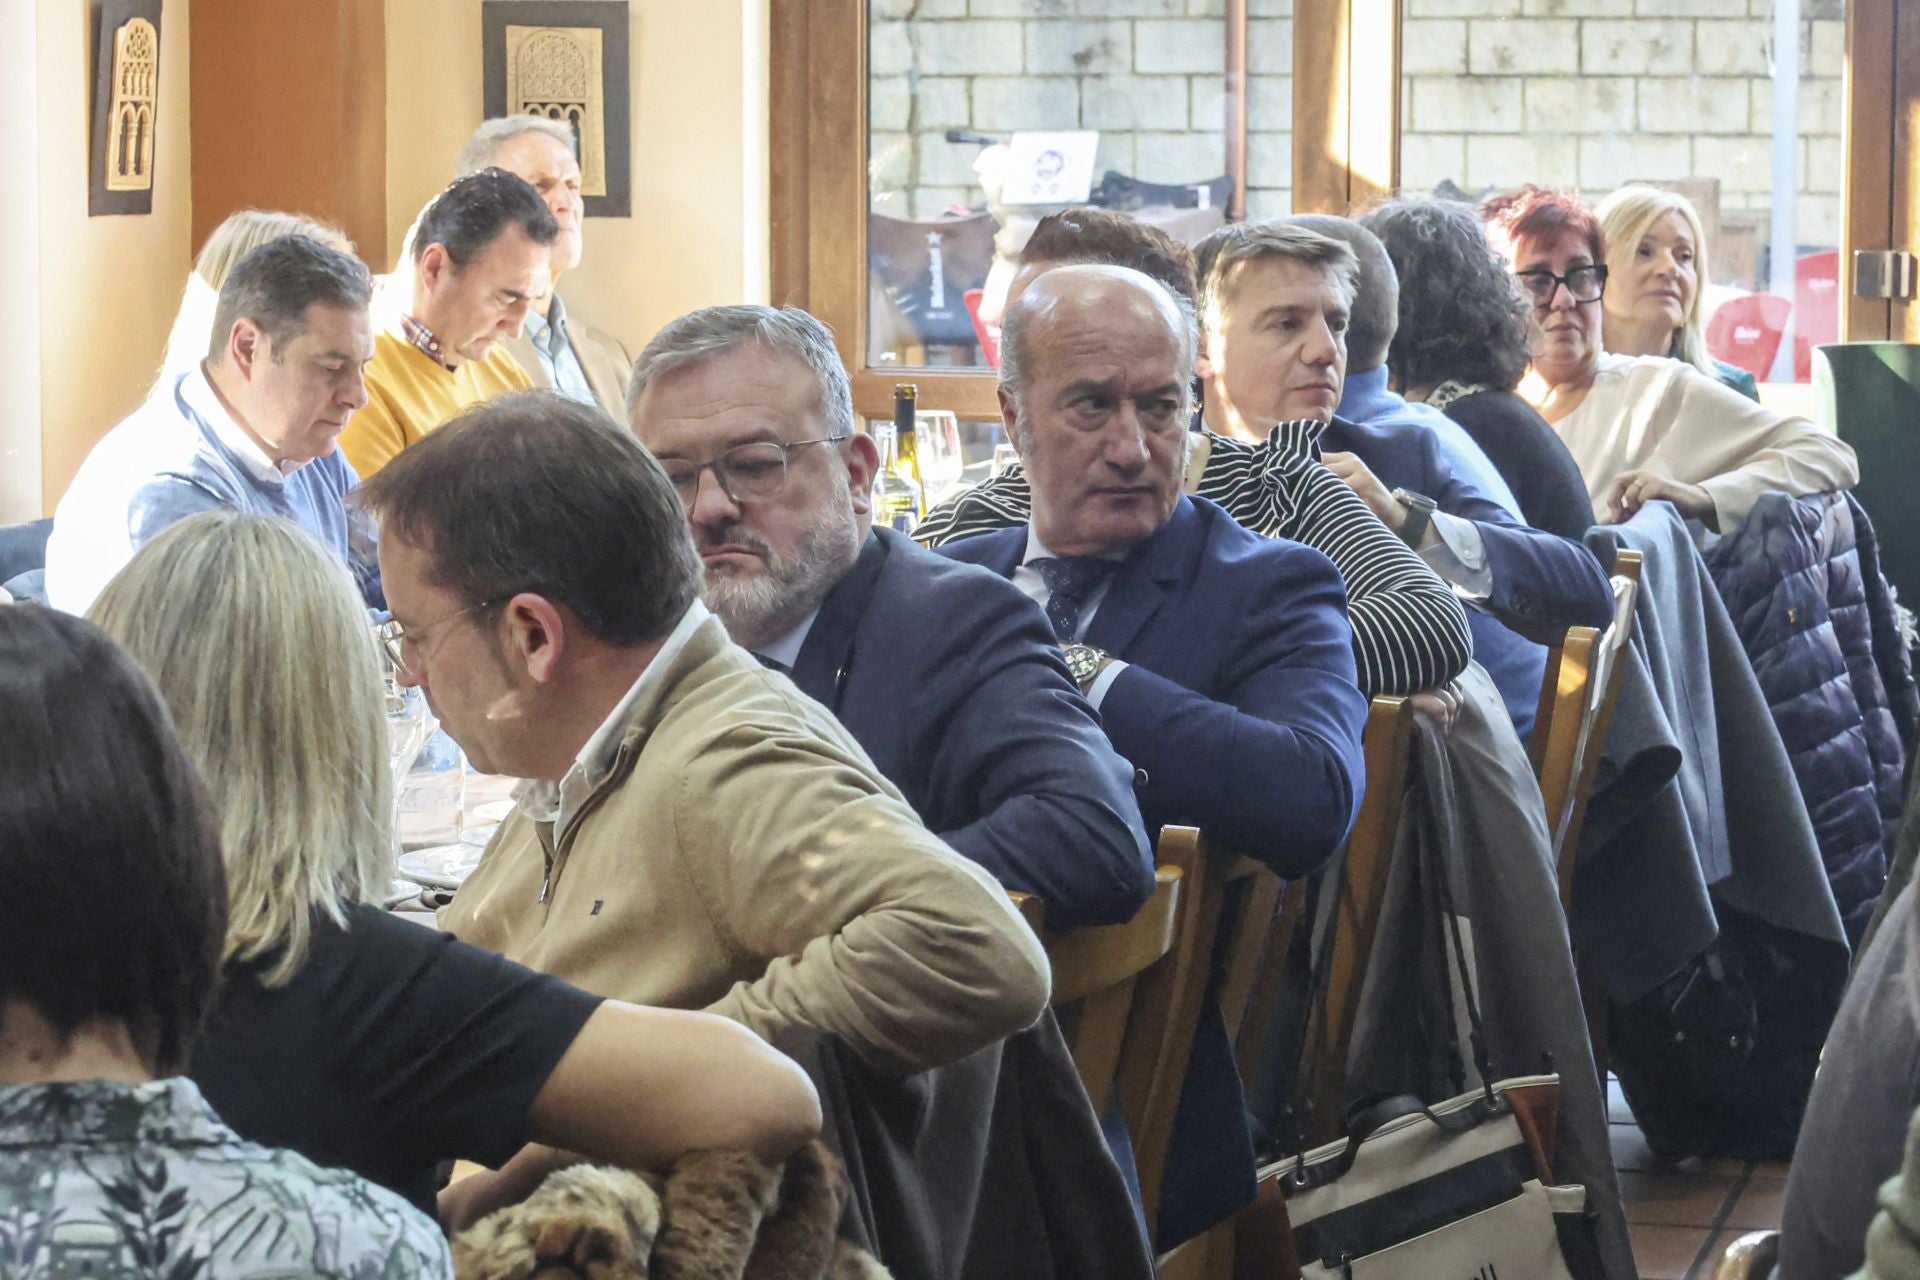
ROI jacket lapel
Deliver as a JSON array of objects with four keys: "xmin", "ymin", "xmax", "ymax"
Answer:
[
  {"xmin": 792, "ymin": 530, "xmax": 890, "ymax": 703},
  {"xmin": 1083, "ymin": 497, "xmax": 1202, "ymax": 656}
]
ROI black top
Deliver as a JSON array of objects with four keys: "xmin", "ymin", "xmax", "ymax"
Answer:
[
  {"xmin": 1440, "ymin": 389, "xmax": 1597, "ymax": 541},
  {"xmin": 190, "ymin": 901, "xmax": 604, "ymax": 1212}
]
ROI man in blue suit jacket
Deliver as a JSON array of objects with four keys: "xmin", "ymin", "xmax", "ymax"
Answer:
[
  {"xmin": 942, "ymin": 262, "xmax": 1368, "ymax": 1249},
  {"xmin": 628, "ymin": 303, "xmax": 1153, "ymax": 929},
  {"xmin": 1195, "ymin": 219, "xmax": 1615, "ymax": 733}
]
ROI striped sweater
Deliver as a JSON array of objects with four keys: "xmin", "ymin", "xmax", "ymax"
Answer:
[{"xmin": 914, "ymin": 422, "xmax": 1472, "ymax": 697}]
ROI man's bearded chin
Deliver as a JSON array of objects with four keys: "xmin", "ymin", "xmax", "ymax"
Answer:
[{"xmin": 698, "ymin": 506, "xmax": 859, "ymax": 651}]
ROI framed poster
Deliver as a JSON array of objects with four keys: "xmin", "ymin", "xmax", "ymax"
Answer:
[
  {"xmin": 482, "ymin": 1, "xmax": 631, "ymax": 218},
  {"xmin": 90, "ymin": 0, "xmax": 163, "ymax": 216}
]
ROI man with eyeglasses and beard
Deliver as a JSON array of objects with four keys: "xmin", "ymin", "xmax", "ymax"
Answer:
[{"xmin": 628, "ymin": 304, "xmax": 1153, "ymax": 931}]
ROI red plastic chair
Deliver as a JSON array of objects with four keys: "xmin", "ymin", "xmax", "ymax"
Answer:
[
  {"xmin": 964, "ymin": 288, "xmax": 1001, "ymax": 369},
  {"xmin": 1706, "ymin": 293, "xmax": 1792, "ymax": 382},
  {"xmin": 1794, "ymin": 250, "xmax": 1842, "ymax": 381}
]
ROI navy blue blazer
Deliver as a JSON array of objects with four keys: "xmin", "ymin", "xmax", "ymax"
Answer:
[
  {"xmin": 940, "ymin": 495, "xmax": 1369, "ymax": 1247},
  {"xmin": 1323, "ymin": 415, "xmax": 1614, "ymax": 735},
  {"xmin": 791, "ymin": 527, "xmax": 1153, "ymax": 929},
  {"xmin": 939, "ymin": 495, "xmax": 1367, "ymax": 874}
]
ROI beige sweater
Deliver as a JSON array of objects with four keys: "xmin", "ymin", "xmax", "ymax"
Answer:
[
  {"xmin": 443, "ymin": 615, "xmax": 1051, "ymax": 1074},
  {"xmin": 1554, "ymin": 352, "xmax": 1859, "ymax": 528}
]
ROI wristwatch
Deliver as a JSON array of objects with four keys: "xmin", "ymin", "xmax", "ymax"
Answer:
[
  {"xmin": 1061, "ymin": 643, "xmax": 1112, "ymax": 694},
  {"xmin": 1391, "ymin": 488, "xmax": 1437, "ymax": 548}
]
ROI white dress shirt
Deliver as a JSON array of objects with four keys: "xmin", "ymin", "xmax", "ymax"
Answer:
[{"xmin": 1011, "ymin": 527, "xmax": 1130, "ymax": 708}]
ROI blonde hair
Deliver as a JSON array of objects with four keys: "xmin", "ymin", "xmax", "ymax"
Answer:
[
  {"xmin": 1595, "ymin": 185, "xmax": 1715, "ymax": 377},
  {"xmin": 87, "ymin": 512, "xmax": 392, "ymax": 988},
  {"xmin": 158, "ymin": 210, "xmax": 354, "ymax": 386}
]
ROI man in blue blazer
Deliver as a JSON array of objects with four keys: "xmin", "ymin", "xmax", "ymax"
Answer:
[
  {"xmin": 628, "ymin": 303, "xmax": 1153, "ymax": 929},
  {"xmin": 940, "ymin": 263, "xmax": 1368, "ymax": 1249},
  {"xmin": 1195, "ymin": 219, "xmax": 1615, "ymax": 734}
]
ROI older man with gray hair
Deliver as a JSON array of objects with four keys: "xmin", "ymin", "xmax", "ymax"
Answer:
[
  {"xmin": 939, "ymin": 263, "xmax": 1368, "ymax": 1250},
  {"xmin": 629, "ymin": 303, "xmax": 1153, "ymax": 929},
  {"xmin": 456, "ymin": 115, "xmax": 632, "ymax": 417}
]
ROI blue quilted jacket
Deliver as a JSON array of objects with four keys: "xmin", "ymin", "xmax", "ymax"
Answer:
[{"xmin": 1705, "ymin": 492, "xmax": 1919, "ymax": 944}]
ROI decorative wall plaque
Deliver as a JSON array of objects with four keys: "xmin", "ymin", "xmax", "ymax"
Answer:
[
  {"xmin": 483, "ymin": 2, "xmax": 631, "ymax": 218},
  {"xmin": 90, "ymin": 0, "xmax": 164, "ymax": 216}
]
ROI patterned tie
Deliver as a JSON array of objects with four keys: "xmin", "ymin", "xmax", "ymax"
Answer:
[{"xmin": 1035, "ymin": 556, "xmax": 1118, "ymax": 642}]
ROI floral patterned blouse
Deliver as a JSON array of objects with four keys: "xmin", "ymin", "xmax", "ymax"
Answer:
[{"xmin": 0, "ymin": 1077, "xmax": 450, "ymax": 1279}]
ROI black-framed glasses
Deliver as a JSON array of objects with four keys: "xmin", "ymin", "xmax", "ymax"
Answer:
[
  {"xmin": 659, "ymin": 436, "xmax": 848, "ymax": 506},
  {"xmin": 1514, "ymin": 264, "xmax": 1608, "ymax": 306},
  {"xmin": 376, "ymin": 597, "xmax": 504, "ymax": 678}
]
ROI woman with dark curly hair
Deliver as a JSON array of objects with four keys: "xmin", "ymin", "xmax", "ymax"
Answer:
[{"xmin": 1361, "ymin": 197, "xmax": 1596, "ymax": 540}]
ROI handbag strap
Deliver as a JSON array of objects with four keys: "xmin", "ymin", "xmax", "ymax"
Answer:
[{"xmin": 1279, "ymin": 1091, "xmax": 1511, "ymax": 1192}]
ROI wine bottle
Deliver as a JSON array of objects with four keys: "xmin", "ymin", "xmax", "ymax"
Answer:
[
  {"xmin": 872, "ymin": 422, "xmax": 921, "ymax": 533},
  {"xmin": 892, "ymin": 383, "xmax": 924, "ymax": 505}
]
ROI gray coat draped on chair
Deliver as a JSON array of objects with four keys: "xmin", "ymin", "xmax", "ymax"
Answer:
[{"xmin": 1702, "ymin": 490, "xmax": 1920, "ymax": 945}]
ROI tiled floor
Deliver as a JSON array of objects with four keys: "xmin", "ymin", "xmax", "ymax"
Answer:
[{"xmin": 1609, "ymin": 1076, "xmax": 1789, "ymax": 1279}]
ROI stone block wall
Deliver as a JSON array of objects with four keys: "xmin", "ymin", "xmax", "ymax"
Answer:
[
  {"xmin": 869, "ymin": 0, "xmax": 1844, "ymax": 284},
  {"xmin": 868, "ymin": 0, "xmax": 1295, "ymax": 221},
  {"xmin": 1400, "ymin": 0, "xmax": 1846, "ymax": 270}
]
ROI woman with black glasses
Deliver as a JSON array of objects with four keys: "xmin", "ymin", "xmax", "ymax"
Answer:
[{"xmin": 1483, "ymin": 186, "xmax": 1856, "ymax": 531}]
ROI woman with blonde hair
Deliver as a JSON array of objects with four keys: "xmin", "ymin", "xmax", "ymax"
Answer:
[
  {"xmin": 1594, "ymin": 184, "xmax": 1760, "ymax": 400},
  {"xmin": 88, "ymin": 511, "xmax": 820, "ymax": 1228},
  {"xmin": 156, "ymin": 208, "xmax": 355, "ymax": 385}
]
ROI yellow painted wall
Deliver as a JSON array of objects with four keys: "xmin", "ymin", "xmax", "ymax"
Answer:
[
  {"xmin": 0, "ymin": 2, "xmax": 44, "ymax": 523},
  {"xmin": 383, "ymin": 0, "xmax": 769, "ymax": 360},
  {"xmin": 35, "ymin": 0, "xmax": 193, "ymax": 513}
]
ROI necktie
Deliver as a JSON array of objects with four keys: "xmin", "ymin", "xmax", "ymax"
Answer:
[{"xmin": 1035, "ymin": 556, "xmax": 1117, "ymax": 642}]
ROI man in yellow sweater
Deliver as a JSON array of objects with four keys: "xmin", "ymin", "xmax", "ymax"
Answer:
[{"xmin": 341, "ymin": 169, "xmax": 557, "ymax": 478}]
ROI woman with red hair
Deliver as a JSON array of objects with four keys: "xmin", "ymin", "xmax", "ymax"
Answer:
[{"xmin": 1484, "ymin": 186, "xmax": 1856, "ymax": 531}]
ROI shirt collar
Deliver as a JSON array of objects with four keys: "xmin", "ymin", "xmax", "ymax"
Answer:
[
  {"xmin": 400, "ymin": 314, "xmax": 453, "ymax": 370},
  {"xmin": 513, "ymin": 598, "xmax": 711, "ymax": 825},
  {"xmin": 1337, "ymin": 365, "xmax": 1394, "ymax": 420},
  {"xmin": 522, "ymin": 296, "xmax": 570, "ymax": 354},
  {"xmin": 0, "ymin": 1077, "xmax": 235, "ymax": 1151},
  {"xmin": 183, "ymin": 365, "xmax": 298, "ymax": 485},
  {"xmin": 1021, "ymin": 526, "xmax": 1059, "ymax": 568},
  {"xmin": 753, "ymin": 604, "xmax": 822, "ymax": 672}
]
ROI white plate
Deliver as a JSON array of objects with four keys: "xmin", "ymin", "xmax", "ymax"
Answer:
[
  {"xmin": 459, "ymin": 823, "xmax": 499, "ymax": 849},
  {"xmin": 397, "ymin": 843, "xmax": 485, "ymax": 890},
  {"xmin": 471, "ymin": 799, "xmax": 515, "ymax": 824},
  {"xmin": 384, "ymin": 877, "xmax": 426, "ymax": 909}
]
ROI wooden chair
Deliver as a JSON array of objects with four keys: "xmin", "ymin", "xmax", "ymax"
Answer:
[
  {"xmin": 1038, "ymin": 863, "xmax": 1183, "ymax": 1116},
  {"xmin": 1536, "ymin": 551, "xmax": 1644, "ymax": 911},
  {"xmin": 1290, "ymin": 695, "xmax": 1418, "ymax": 1149}
]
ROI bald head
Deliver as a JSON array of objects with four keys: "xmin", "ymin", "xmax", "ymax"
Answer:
[
  {"xmin": 1289, "ymin": 215, "xmax": 1398, "ymax": 372},
  {"xmin": 995, "ymin": 264, "xmax": 1196, "ymax": 559},
  {"xmin": 1000, "ymin": 263, "xmax": 1197, "ymax": 422}
]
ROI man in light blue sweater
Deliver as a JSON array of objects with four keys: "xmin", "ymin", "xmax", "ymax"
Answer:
[{"xmin": 47, "ymin": 235, "xmax": 382, "ymax": 613}]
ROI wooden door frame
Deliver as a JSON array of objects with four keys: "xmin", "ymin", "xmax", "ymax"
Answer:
[{"xmin": 769, "ymin": 0, "xmax": 1390, "ymax": 421}]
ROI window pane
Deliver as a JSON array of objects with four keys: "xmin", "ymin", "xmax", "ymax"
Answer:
[
  {"xmin": 1397, "ymin": 0, "xmax": 1845, "ymax": 383},
  {"xmin": 866, "ymin": 3, "xmax": 1292, "ymax": 373}
]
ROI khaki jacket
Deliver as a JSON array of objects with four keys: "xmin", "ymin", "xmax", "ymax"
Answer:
[
  {"xmin": 500, "ymin": 312, "xmax": 632, "ymax": 423},
  {"xmin": 444, "ymin": 615, "xmax": 1050, "ymax": 1073}
]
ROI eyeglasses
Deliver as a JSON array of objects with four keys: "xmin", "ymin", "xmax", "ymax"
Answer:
[
  {"xmin": 376, "ymin": 597, "xmax": 504, "ymax": 678},
  {"xmin": 1514, "ymin": 264, "xmax": 1608, "ymax": 306},
  {"xmin": 659, "ymin": 436, "xmax": 848, "ymax": 506}
]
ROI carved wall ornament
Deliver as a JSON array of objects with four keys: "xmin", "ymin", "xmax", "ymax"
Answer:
[
  {"xmin": 90, "ymin": 0, "xmax": 164, "ymax": 216},
  {"xmin": 483, "ymin": 2, "xmax": 631, "ymax": 217}
]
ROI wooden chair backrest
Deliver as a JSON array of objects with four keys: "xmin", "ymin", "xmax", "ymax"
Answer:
[
  {"xmin": 1291, "ymin": 695, "xmax": 1416, "ymax": 1149},
  {"xmin": 1042, "ymin": 864, "xmax": 1183, "ymax": 1116},
  {"xmin": 1530, "ymin": 623, "xmax": 1603, "ymax": 853},
  {"xmin": 1550, "ymin": 550, "xmax": 1644, "ymax": 910},
  {"xmin": 1114, "ymin": 826, "xmax": 1230, "ymax": 1244}
]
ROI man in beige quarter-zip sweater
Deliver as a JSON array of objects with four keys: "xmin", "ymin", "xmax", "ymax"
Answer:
[{"xmin": 358, "ymin": 389, "xmax": 1050, "ymax": 1074}]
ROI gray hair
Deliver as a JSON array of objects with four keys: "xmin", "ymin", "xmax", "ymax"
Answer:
[
  {"xmin": 1193, "ymin": 221, "xmax": 1360, "ymax": 336},
  {"xmin": 456, "ymin": 114, "xmax": 579, "ymax": 177},
  {"xmin": 628, "ymin": 305, "xmax": 855, "ymax": 441},
  {"xmin": 999, "ymin": 264, "xmax": 1199, "ymax": 442},
  {"xmin": 208, "ymin": 235, "xmax": 372, "ymax": 365}
]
